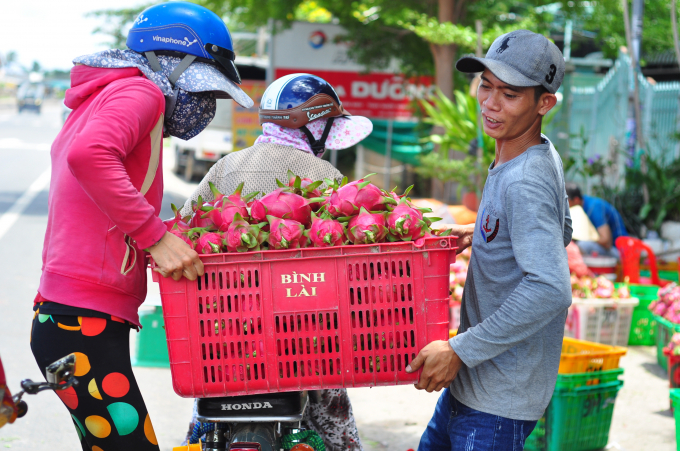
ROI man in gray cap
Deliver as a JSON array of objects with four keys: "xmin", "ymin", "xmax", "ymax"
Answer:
[{"xmin": 406, "ymin": 30, "xmax": 572, "ymax": 450}]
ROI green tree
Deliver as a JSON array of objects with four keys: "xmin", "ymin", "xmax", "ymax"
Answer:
[
  {"xmin": 200, "ymin": 0, "xmax": 561, "ymax": 98},
  {"xmin": 87, "ymin": 4, "xmax": 156, "ymax": 49},
  {"xmin": 89, "ymin": 0, "xmax": 564, "ymax": 98},
  {"xmin": 581, "ymin": 0, "xmax": 680, "ymax": 63}
]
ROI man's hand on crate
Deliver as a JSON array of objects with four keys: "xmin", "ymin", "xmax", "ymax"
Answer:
[
  {"xmin": 406, "ymin": 340, "xmax": 462, "ymax": 392},
  {"xmin": 149, "ymin": 232, "xmax": 205, "ymax": 281},
  {"xmin": 441, "ymin": 224, "xmax": 474, "ymax": 254}
]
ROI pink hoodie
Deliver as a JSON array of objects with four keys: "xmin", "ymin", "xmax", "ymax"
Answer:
[{"xmin": 38, "ymin": 65, "xmax": 167, "ymax": 325}]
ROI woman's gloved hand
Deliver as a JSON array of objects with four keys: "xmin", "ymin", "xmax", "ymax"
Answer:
[{"xmin": 149, "ymin": 232, "xmax": 205, "ymax": 281}]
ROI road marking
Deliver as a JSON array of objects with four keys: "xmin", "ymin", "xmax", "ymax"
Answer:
[
  {"xmin": 0, "ymin": 167, "xmax": 51, "ymax": 241},
  {"xmin": 0, "ymin": 138, "xmax": 51, "ymax": 151}
]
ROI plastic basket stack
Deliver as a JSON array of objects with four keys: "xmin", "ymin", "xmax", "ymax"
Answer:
[
  {"xmin": 525, "ymin": 338, "xmax": 626, "ymax": 451},
  {"xmin": 671, "ymin": 389, "xmax": 680, "ymax": 451},
  {"xmin": 628, "ymin": 284, "xmax": 660, "ymax": 346}
]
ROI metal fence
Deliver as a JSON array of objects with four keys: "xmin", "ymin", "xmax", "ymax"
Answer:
[{"xmin": 548, "ymin": 55, "xmax": 680, "ymax": 169}]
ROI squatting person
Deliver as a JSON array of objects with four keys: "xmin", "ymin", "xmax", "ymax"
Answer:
[
  {"xmin": 407, "ymin": 30, "xmax": 573, "ymax": 450},
  {"xmin": 179, "ymin": 73, "xmax": 370, "ymax": 451}
]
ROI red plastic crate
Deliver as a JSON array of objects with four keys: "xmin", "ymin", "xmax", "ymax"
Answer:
[{"xmin": 152, "ymin": 236, "xmax": 457, "ymax": 398}]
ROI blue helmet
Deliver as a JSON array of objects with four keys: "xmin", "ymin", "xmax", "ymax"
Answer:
[
  {"xmin": 126, "ymin": 2, "xmax": 241, "ymax": 85},
  {"xmin": 259, "ymin": 73, "xmax": 351, "ymax": 155}
]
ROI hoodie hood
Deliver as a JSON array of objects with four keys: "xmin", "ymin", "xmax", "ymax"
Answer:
[{"xmin": 65, "ymin": 65, "xmax": 145, "ymax": 110}]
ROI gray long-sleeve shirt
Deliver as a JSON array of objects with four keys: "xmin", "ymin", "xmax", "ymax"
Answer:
[{"xmin": 449, "ymin": 136, "xmax": 572, "ymax": 421}]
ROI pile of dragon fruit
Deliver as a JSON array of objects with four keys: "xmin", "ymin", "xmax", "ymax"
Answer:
[
  {"xmin": 666, "ymin": 333, "xmax": 680, "ymax": 356},
  {"xmin": 649, "ymin": 283, "xmax": 680, "ymax": 323},
  {"xmin": 164, "ymin": 172, "xmax": 451, "ymax": 254},
  {"xmin": 571, "ymin": 275, "xmax": 631, "ymax": 299},
  {"xmin": 449, "ymin": 248, "xmax": 470, "ymax": 303}
]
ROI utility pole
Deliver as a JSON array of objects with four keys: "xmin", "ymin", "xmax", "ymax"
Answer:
[{"xmin": 622, "ymin": 0, "xmax": 649, "ymax": 203}]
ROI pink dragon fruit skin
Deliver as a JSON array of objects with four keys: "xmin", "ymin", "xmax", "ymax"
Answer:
[
  {"xmin": 251, "ymin": 189, "xmax": 317, "ymax": 227},
  {"xmin": 190, "ymin": 196, "xmax": 216, "ymax": 229},
  {"xmin": 347, "ymin": 207, "xmax": 388, "ymax": 244},
  {"xmin": 308, "ymin": 213, "xmax": 347, "ymax": 247},
  {"xmin": 386, "ymin": 199, "xmax": 428, "ymax": 241},
  {"xmin": 266, "ymin": 215, "xmax": 309, "ymax": 250},
  {"xmin": 225, "ymin": 214, "xmax": 269, "ymax": 252},
  {"xmin": 164, "ymin": 203, "xmax": 192, "ymax": 232},
  {"xmin": 200, "ymin": 182, "xmax": 253, "ymax": 232},
  {"xmin": 196, "ymin": 231, "xmax": 224, "ymax": 254},
  {"xmin": 168, "ymin": 223, "xmax": 196, "ymax": 247},
  {"xmin": 287, "ymin": 173, "xmax": 323, "ymax": 198},
  {"xmin": 325, "ymin": 179, "xmax": 396, "ymax": 217}
]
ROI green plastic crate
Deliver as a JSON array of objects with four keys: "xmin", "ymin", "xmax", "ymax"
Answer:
[
  {"xmin": 524, "ymin": 416, "xmax": 546, "ymax": 451},
  {"xmin": 671, "ymin": 389, "xmax": 680, "ymax": 451},
  {"xmin": 555, "ymin": 368, "xmax": 624, "ymax": 390},
  {"xmin": 656, "ymin": 315, "xmax": 680, "ymax": 371},
  {"xmin": 525, "ymin": 370, "xmax": 624, "ymax": 451},
  {"xmin": 617, "ymin": 284, "xmax": 658, "ymax": 346},
  {"xmin": 544, "ymin": 380, "xmax": 623, "ymax": 451},
  {"xmin": 640, "ymin": 270, "xmax": 679, "ymax": 284},
  {"xmin": 629, "ymin": 307, "xmax": 658, "ymax": 346},
  {"xmin": 627, "ymin": 283, "xmax": 660, "ymax": 300},
  {"xmin": 132, "ymin": 306, "xmax": 170, "ymax": 368}
]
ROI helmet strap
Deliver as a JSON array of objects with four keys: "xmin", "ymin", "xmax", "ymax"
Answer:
[
  {"xmin": 144, "ymin": 51, "xmax": 197, "ymax": 87},
  {"xmin": 145, "ymin": 51, "xmax": 163, "ymax": 73},
  {"xmin": 168, "ymin": 54, "xmax": 196, "ymax": 85},
  {"xmin": 300, "ymin": 117, "xmax": 336, "ymax": 157}
]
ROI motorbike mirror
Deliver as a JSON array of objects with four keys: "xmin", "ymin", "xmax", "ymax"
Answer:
[{"xmin": 45, "ymin": 354, "xmax": 76, "ymax": 385}]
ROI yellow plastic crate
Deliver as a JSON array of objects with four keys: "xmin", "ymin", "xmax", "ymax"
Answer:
[{"xmin": 559, "ymin": 337, "xmax": 627, "ymax": 374}]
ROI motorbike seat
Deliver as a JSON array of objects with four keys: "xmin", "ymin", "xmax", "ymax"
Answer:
[{"xmin": 197, "ymin": 391, "xmax": 307, "ymax": 422}]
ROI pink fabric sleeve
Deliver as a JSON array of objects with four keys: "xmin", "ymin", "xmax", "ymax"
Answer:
[{"xmin": 66, "ymin": 79, "xmax": 166, "ymax": 250}]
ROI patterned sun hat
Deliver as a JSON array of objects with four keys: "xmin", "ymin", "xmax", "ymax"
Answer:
[{"xmin": 257, "ymin": 116, "xmax": 373, "ymax": 153}]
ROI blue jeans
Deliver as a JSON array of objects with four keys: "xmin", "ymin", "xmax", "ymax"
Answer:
[{"xmin": 418, "ymin": 388, "xmax": 537, "ymax": 451}]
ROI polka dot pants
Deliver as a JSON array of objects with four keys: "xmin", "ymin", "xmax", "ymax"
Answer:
[{"xmin": 31, "ymin": 314, "xmax": 159, "ymax": 451}]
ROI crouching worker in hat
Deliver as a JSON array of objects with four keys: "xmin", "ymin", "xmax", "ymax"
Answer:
[
  {"xmin": 179, "ymin": 73, "xmax": 371, "ymax": 451},
  {"xmin": 409, "ymin": 30, "xmax": 573, "ymax": 451}
]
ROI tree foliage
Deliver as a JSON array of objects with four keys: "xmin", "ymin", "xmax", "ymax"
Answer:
[
  {"xmin": 87, "ymin": 4, "xmax": 156, "ymax": 49},
  {"xmin": 580, "ymin": 0, "xmax": 680, "ymax": 62}
]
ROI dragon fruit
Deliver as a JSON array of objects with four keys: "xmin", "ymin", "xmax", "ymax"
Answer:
[
  {"xmin": 169, "ymin": 223, "xmax": 196, "ymax": 248},
  {"xmin": 164, "ymin": 203, "xmax": 192, "ymax": 232},
  {"xmin": 195, "ymin": 230, "xmax": 224, "ymax": 254},
  {"xmin": 189, "ymin": 196, "xmax": 216, "ymax": 229},
  {"xmin": 346, "ymin": 207, "xmax": 388, "ymax": 244},
  {"xmin": 200, "ymin": 183, "xmax": 252, "ymax": 232},
  {"xmin": 308, "ymin": 211, "xmax": 347, "ymax": 247},
  {"xmin": 324, "ymin": 177, "xmax": 397, "ymax": 217},
  {"xmin": 386, "ymin": 199, "xmax": 429, "ymax": 242},
  {"xmin": 251, "ymin": 189, "xmax": 321, "ymax": 227},
  {"xmin": 224, "ymin": 213, "xmax": 269, "ymax": 252},
  {"xmin": 279, "ymin": 171, "xmax": 324, "ymax": 211},
  {"xmin": 266, "ymin": 215, "xmax": 309, "ymax": 250}
]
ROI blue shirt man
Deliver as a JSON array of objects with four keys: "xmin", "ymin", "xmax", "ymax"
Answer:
[{"xmin": 566, "ymin": 183, "xmax": 628, "ymax": 257}]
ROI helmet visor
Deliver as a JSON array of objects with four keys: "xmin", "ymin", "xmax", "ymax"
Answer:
[{"xmin": 205, "ymin": 43, "xmax": 242, "ymax": 85}]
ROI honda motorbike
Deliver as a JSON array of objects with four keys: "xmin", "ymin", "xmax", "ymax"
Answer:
[
  {"xmin": 0, "ymin": 353, "xmax": 78, "ymax": 429},
  {"xmin": 193, "ymin": 390, "xmax": 320, "ymax": 451}
]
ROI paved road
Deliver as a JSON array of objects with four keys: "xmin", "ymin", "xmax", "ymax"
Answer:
[{"xmin": 0, "ymin": 100, "xmax": 675, "ymax": 451}]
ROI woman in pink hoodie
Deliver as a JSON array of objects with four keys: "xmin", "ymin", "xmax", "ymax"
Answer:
[{"xmin": 30, "ymin": 3, "xmax": 252, "ymax": 450}]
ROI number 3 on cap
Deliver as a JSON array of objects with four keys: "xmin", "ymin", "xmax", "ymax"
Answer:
[{"xmin": 546, "ymin": 64, "xmax": 557, "ymax": 84}]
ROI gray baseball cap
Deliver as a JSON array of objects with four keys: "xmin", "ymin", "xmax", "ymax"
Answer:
[{"xmin": 456, "ymin": 29, "xmax": 565, "ymax": 94}]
